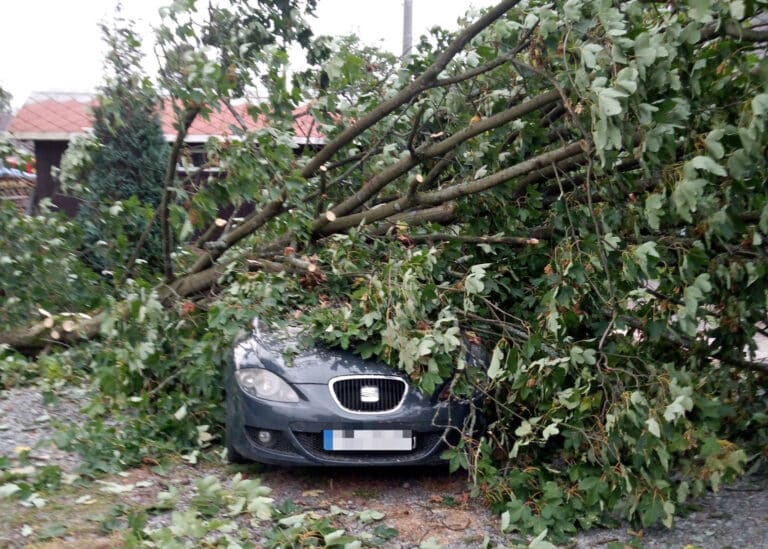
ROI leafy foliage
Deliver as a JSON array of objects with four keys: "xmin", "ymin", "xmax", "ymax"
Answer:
[
  {"xmin": 53, "ymin": 290, "xmax": 233, "ymax": 472},
  {"xmin": 0, "ymin": 203, "xmax": 103, "ymax": 335},
  {"xmin": 71, "ymin": 17, "xmax": 169, "ymax": 274},
  {"xmin": 2, "ymin": 0, "xmax": 768, "ymax": 543}
]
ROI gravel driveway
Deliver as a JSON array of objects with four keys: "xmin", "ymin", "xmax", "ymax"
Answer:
[{"xmin": 1, "ymin": 386, "xmax": 766, "ymax": 548}]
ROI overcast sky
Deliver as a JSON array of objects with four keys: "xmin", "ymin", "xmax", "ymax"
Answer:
[{"xmin": 0, "ymin": 0, "xmax": 496, "ymax": 110}]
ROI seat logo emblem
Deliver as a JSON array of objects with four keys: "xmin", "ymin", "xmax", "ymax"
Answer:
[{"xmin": 360, "ymin": 386, "xmax": 379, "ymax": 403}]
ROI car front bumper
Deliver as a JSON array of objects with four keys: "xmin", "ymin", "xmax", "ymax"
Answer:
[{"xmin": 227, "ymin": 381, "xmax": 475, "ymax": 467}]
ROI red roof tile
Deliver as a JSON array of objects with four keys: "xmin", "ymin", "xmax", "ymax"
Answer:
[
  {"xmin": 9, "ymin": 95, "xmax": 94, "ymax": 136},
  {"xmin": 8, "ymin": 93, "xmax": 323, "ymax": 144}
]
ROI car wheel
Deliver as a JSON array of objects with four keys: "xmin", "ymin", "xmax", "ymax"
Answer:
[{"xmin": 225, "ymin": 394, "xmax": 249, "ymax": 464}]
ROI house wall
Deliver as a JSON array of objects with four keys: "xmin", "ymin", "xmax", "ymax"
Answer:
[{"xmin": 31, "ymin": 140, "xmax": 80, "ymax": 215}]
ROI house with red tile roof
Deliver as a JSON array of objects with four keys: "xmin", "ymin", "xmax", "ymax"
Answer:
[{"xmin": 8, "ymin": 92, "xmax": 323, "ymax": 214}]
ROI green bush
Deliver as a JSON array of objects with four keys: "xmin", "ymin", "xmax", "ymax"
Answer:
[
  {"xmin": 73, "ymin": 19, "xmax": 170, "ymax": 275},
  {"xmin": 0, "ymin": 203, "xmax": 104, "ymax": 332}
]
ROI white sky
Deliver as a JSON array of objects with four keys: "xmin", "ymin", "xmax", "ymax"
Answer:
[{"xmin": 0, "ymin": 0, "xmax": 497, "ymax": 111}]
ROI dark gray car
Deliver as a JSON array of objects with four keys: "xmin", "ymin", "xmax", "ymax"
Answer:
[{"xmin": 225, "ymin": 318, "xmax": 485, "ymax": 466}]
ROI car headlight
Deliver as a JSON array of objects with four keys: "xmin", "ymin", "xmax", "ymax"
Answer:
[{"xmin": 235, "ymin": 368, "xmax": 299, "ymax": 403}]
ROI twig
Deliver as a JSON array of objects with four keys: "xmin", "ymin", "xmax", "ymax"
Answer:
[
  {"xmin": 407, "ymin": 104, "xmax": 427, "ymax": 160},
  {"xmin": 405, "ymin": 233, "xmax": 543, "ymax": 246},
  {"xmin": 433, "ymin": 20, "xmax": 539, "ymax": 87}
]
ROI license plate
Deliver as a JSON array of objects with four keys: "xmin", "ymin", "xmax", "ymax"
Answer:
[{"xmin": 323, "ymin": 429, "xmax": 414, "ymax": 451}]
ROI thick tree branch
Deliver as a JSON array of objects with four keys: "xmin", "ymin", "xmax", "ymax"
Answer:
[
  {"xmin": 299, "ymin": 0, "xmax": 523, "ymax": 179},
  {"xmin": 0, "ymin": 313, "xmax": 106, "ymax": 350},
  {"xmin": 404, "ymin": 233, "xmax": 542, "ymax": 246},
  {"xmin": 420, "ymin": 141, "xmax": 588, "ymax": 205},
  {"xmin": 123, "ymin": 106, "xmax": 200, "ymax": 281},
  {"xmin": 502, "ymin": 102, "xmax": 565, "ymax": 150},
  {"xmin": 511, "ymin": 152, "xmax": 588, "ymax": 200},
  {"xmin": 701, "ymin": 20, "xmax": 768, "ymax": 42},
  {"xmin": 318, "ymin": 141, "xmax": 586, "ymax": 234},
  {"xmin": 245, "ymin": 255, "xmax": 321, "ymax": 275},
  {"xmin": 367, "ymin": 202, "xmax": 458, "ymax": 235},
  {"xmin": 714, "ymin": 355, "xmax": 768, "ymax": 375},
  {"xmin": 223, "ymin": 97, "xmax": 250, "ymax": 133},
  {"xmin": 161, "ymin": 263, "xmax": 229, "ymax": 303},
  {"xmin": 320, "ymin": 88, "xmax": 561, "ymax": 227},
  {"xmin": 325, "ymin": 149, "xmax": 379, "ymax": 171},
  {"xmin": 540, "ymin": 157, "xmax": 642, "ymax": 204},
  {"xmin": 188, "ymin": 196, "xmax": 285, "ymax": 275},
  {"xmin": 159, "ymin": 106, "xmax": 201, "ymax": 283},
  {"xmin": 407, "ymin": 104, "xmax": 427, "ymax": 160}
]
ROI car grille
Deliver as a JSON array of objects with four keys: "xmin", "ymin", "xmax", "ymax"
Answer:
[
  {"xmin": 293, "ymin": 431, "xmax": 444, "ymax": 463},
  {"xmin": 330, "ymin": 376, "xmax": 407, "ymax": 413}
]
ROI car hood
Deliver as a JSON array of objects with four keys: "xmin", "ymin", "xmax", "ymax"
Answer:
[{"xmin": 233, "ymin": 321, "xmax": 403, "ymax": 384}]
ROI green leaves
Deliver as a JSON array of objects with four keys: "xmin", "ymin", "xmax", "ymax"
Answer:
[
  {"xmin": 580, "ymin": 43, "xmax": 603, "ymax": 69},
  {"xmin": 687, "ymin": 156, "xmax": 727, "ymax": 177},
  {"xmin": 677, "ymin": 274, "xmax": 712, "ymax": 336},
  {"xmin": 569, "ymin": 346, "xmax": 596, "ymax": 366},
  {"xmin": 668, "ymin": 157, "xmax": 728, "ymax": 223},
  {"xmin": 704, "ymin": 129, "xmax": 725, "ymax": 159},
  {"xmin": 645, "ymin": 193, "xmax": 665, "ymax": 231},
  {"xmin": 357, "ymin": 509, "xmax": 385, "ymax": 524},
  {"xmin": 760, "ymin": 204, "xmax": 768, "ymax": 234},
  {"xmin": 596, "ymin": 86, "xmax": 627, "ymax": 117},
  {"xmin": 688, "ymin": 0, "xmax": 714, "ymax": 22},
  {"xmin": 4, "ymin": 0, "xmax": 768, "ymax": 545},
  {"xmin": 0, "ymin": 204, "xmax": 105, "ymax": 334},
  {"xmin": 615, "ymin": 67, "xmax": 639, "ymax": 95},
  {"xmin": 515, "ymin": 420, "xmax": 533, "ymax": 438},
  {"xmin": 752, "ymin": 93, "xmax": 768, "ymax": 117},
  {"xmin": 633, "ymin": 241, "xmax": 660, "ymax": 277},
  {"xmin": 500, "ymin": 509, "xmax": 511, "ymax": 532},
  {"xmin": 663, "ymin": 394, "xmax": 694, "ymax": 423},
  {"xmin": 487, "ymin": 343, "xmax": 505, "ymax": 380},
  {"xmin": 464, "ymin": 263, "xmax": 490, "ymax": 295},
  {"xmin": 0, "ymin": 482, "xmax": 21, "ymax": 498},
  {"xmin": 672, "ymin": 178, "xmax": 708, "ymax": 222},
  {"xmin": 634, "ymin": 31, "xmax": 668, "ymax": 67},
  {"xmin": 646, "ymin": 417, "xmax": 661, "ymax": 438}
]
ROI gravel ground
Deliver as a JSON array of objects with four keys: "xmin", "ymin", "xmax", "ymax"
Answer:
[
  {"xmin": 0, "ymin": 386, "xmax": 85, "ymax": 471},
  {"xmin": 1, "ymin": 385, "xmax": 767, "ymax": 548},
  {"xmin": 574, "ymin": 475, "xmax": 768, "ymax": 548}
]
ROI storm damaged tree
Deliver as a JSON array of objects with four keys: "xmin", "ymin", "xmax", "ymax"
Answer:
[{"xmin": 1, "ymin": 0, "xmax": 768, "ymax": 539}]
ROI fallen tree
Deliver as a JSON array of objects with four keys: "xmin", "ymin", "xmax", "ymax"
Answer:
[{"xmin": 2, "ymin": 0, "xmax": 768, "ymax": 541}]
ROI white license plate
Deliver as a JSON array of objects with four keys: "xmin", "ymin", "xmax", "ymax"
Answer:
[{"xmin": 322, "ymin": 429, "xmax": 414, "ymax": 451}]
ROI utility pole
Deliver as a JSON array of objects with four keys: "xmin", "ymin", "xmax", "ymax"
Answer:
[{"xmin": 402, "ymin": 0, "xmax": 413, "ymax": 58}]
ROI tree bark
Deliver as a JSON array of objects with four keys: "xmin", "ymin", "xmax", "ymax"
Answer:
[
  {"xmin": 404, "ymin": 233, "xmax": 543, "ymax": 246},
  {"xmin": 0, "ymin": 313, "xmax": 105, "ymax": 350},
  {"xmin": 159, "ymin": 106, "xmax": 201, "ymax": 283},
  {"xmin": 321, "ymin": 89, "xmax": 561, "ymax": 225},
  {"xmin": 188, "ymin": 197, "xmax": 285, "ymax": 275},
  {"xmin": 365, "ymin": 202, "xmax": 458, "ymax": 235},
  {"xmin": 318, "ymin": 141, "xmax": 587, "ymax": 234}
]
